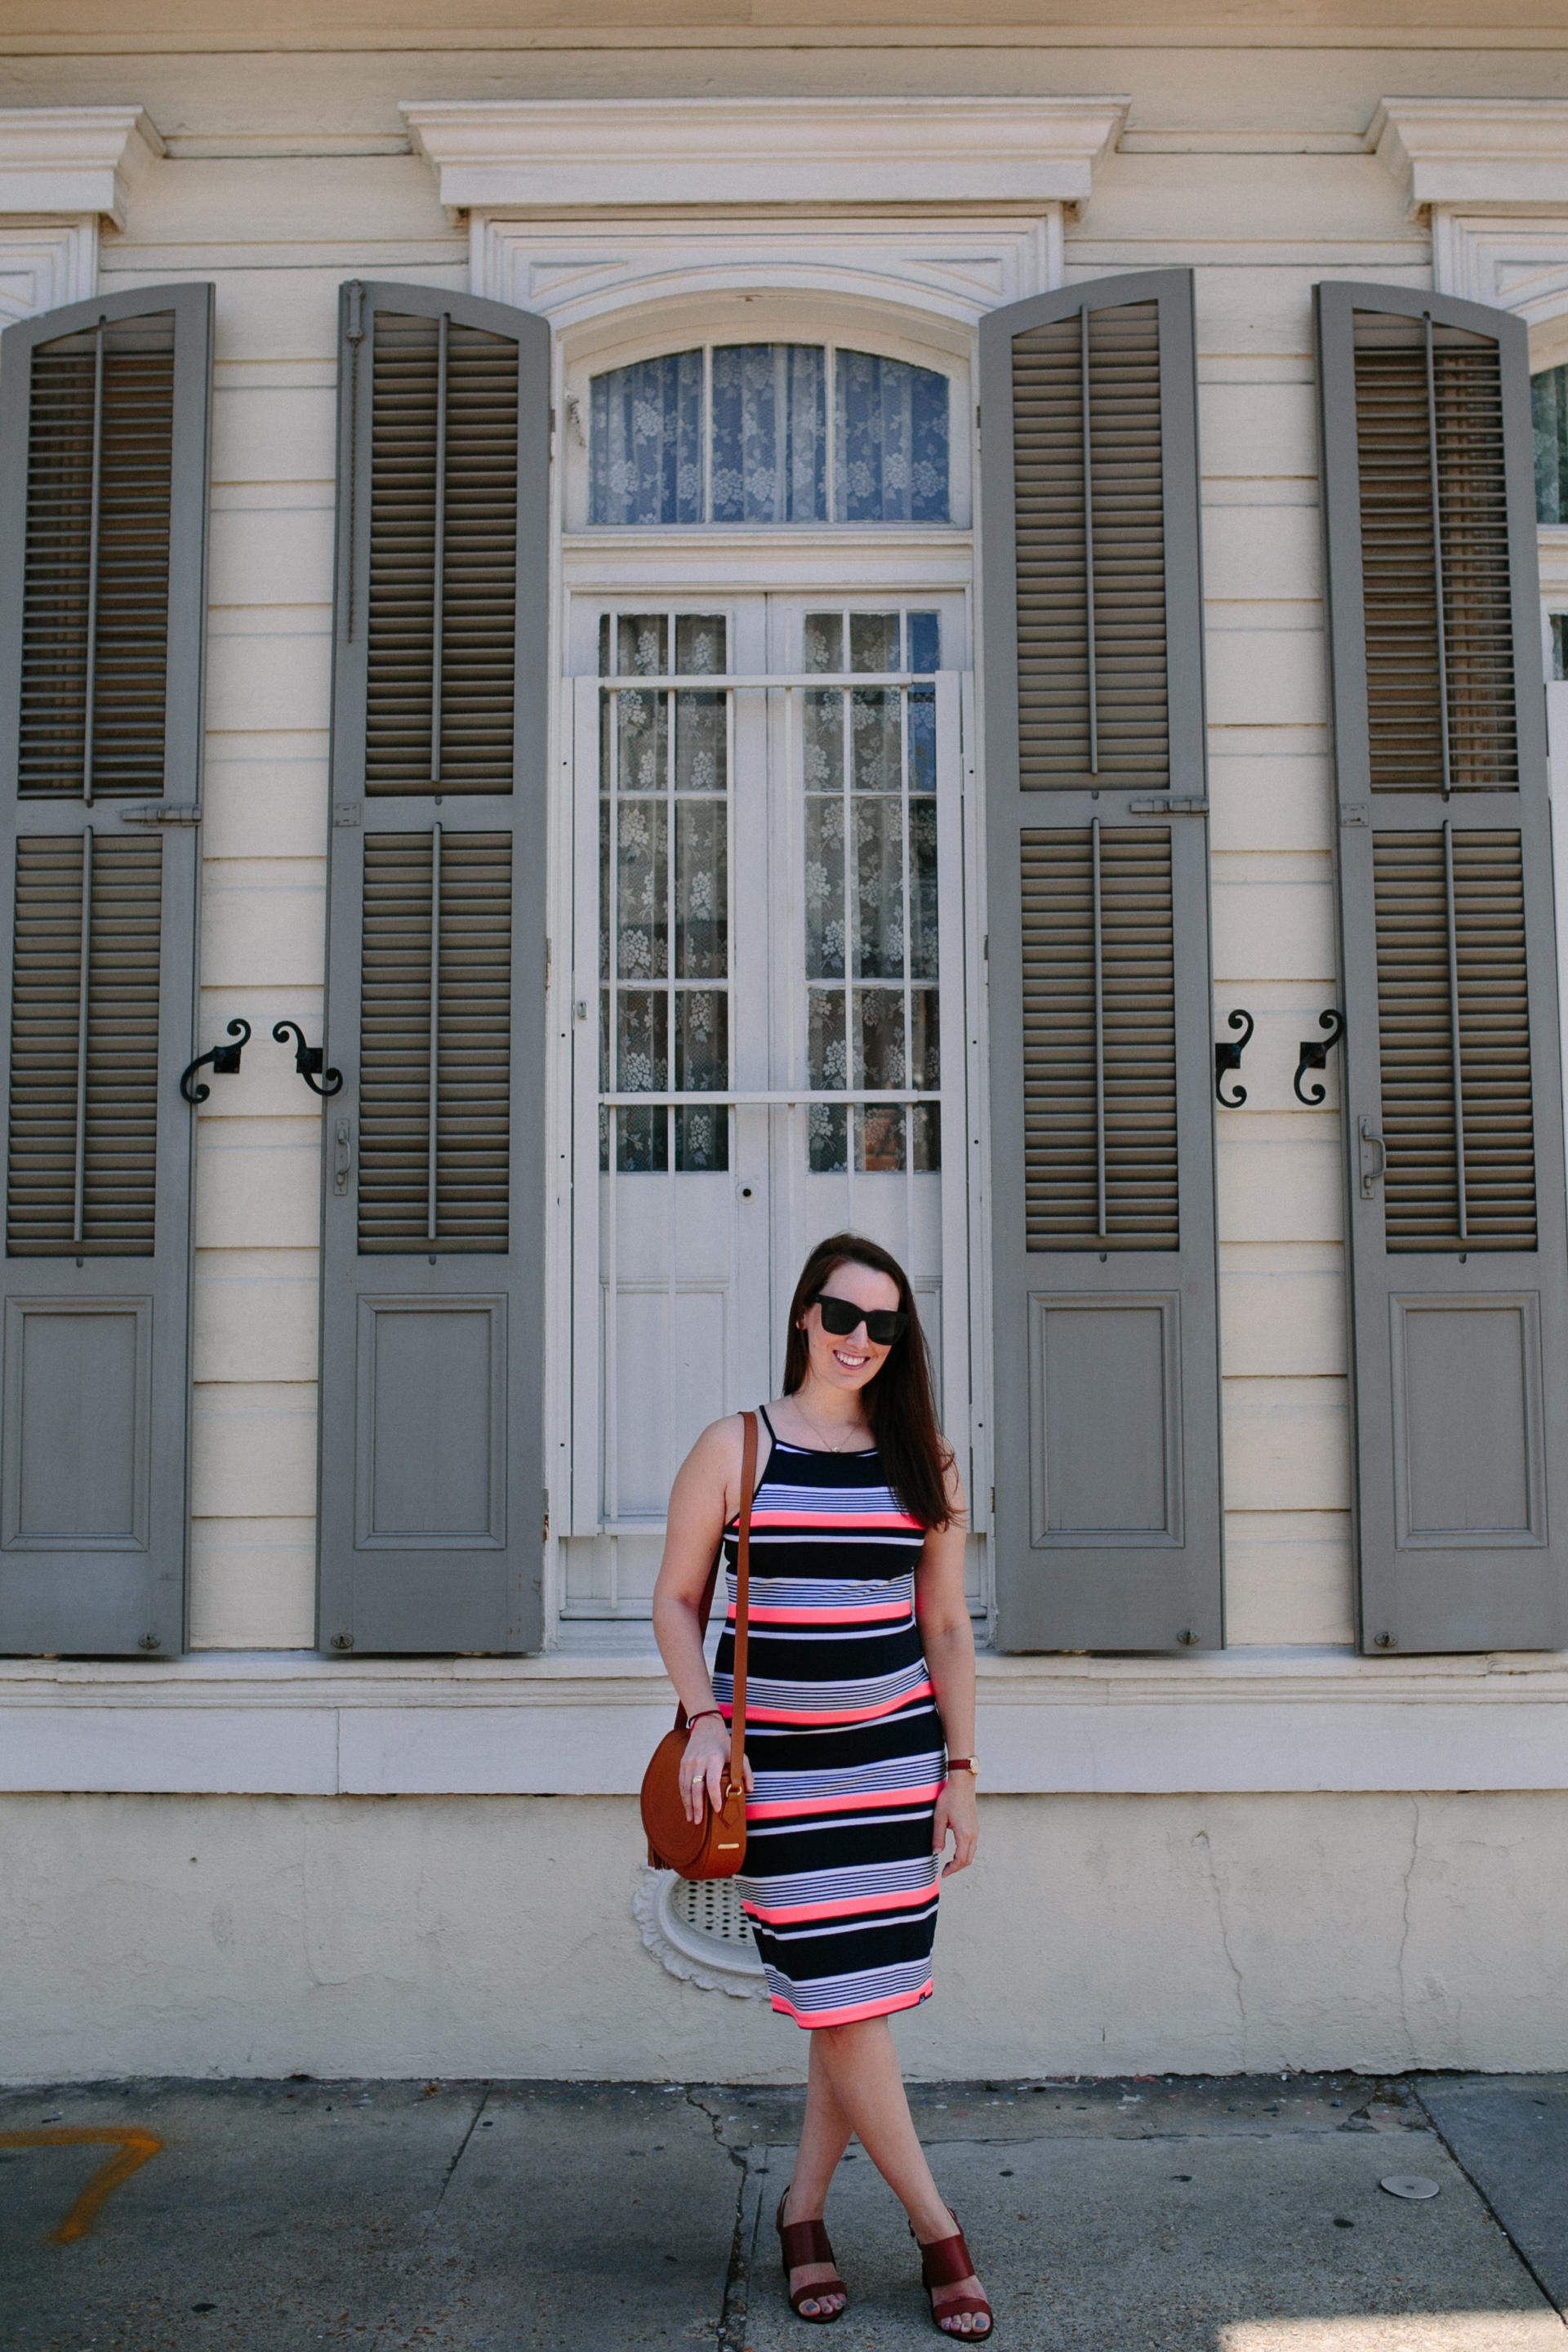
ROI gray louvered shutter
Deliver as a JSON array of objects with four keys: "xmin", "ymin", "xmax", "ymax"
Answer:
[
  {"xmin": 0, "ymin": 283, "xmax": 212, "ymax": 1655},
  {"xmin": 1316, "ymin": 282, "xmax": 1568, "ymax": 1652},
  {"xmin": 980, "ymin": 269, "xmax": 1223, "ymax": 1652},
  {"xmin": 317, "ymin": 280, "xmax": 549, "ymax": 1655}
]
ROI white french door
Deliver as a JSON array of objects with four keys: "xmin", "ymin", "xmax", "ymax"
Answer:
[{"xmin": 563, "ymin": 586, "xmax": 978, "ymax": 1619}]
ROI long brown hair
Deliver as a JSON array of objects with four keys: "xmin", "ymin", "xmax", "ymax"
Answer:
[{"xmin": 782, "ymin": 1232, "xmax": 954, "ymax": 1530}]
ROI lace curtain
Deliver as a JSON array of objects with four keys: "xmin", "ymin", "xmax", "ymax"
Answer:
[
  {"xmin": 835, "ymin": 350, "xmax": 949, "ymax": 523},
  {"xmin": 589, "ymin": 345, "xmax": 950, "ymax": 524},
  {"xmin": 590, "ymin": 350, "xmax": 704, "ymax": 527}
]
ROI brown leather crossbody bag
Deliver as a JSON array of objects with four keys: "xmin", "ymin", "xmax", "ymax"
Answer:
[{"xmin": 640, "ymin": 1409, "xmax": 757, "ymax": 1881}]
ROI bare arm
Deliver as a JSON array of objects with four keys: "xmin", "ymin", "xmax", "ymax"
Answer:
[
  {"xmin": 651, "ymin": 1414, "xmax": 755, "ymax": 1820},
  {"xmin": 915, "ymin": 1459, "xmax": 979, "ymax": 1876}
]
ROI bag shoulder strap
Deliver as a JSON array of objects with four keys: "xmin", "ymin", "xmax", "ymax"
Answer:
[
  {"xmin": 684, "ymin": 1410, "xmax": 760, "ymax": 1757},
  {"xmin": 728, "ymin": 1409, "xmax": 758, "ymax": 1788}
]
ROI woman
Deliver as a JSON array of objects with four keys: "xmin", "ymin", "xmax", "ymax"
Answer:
[{"xmin": 652, "ymin": 1233, "xmax": 991, "ymax": 2339}]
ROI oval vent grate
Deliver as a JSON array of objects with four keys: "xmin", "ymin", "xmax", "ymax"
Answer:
[
  {"xmin": 633, "ymin": 1867, "xmax": 768, "ymax": 1998},
  {"xmin": 670, "ymin": 1874, "xmax": 754, "ymax": 1949}
]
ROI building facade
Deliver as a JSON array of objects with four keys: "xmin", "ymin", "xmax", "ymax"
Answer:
[{"xmin": 5, "ymin": 7, "xmax": 1568, "ymax": 2081}]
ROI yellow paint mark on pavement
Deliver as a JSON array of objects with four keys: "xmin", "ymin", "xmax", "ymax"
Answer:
[{"xmin": 0, "ymin": 2127, "xmax": 163, "ymax": 2242}]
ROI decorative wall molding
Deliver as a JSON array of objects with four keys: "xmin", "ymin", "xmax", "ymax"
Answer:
[
  {"xmin": 0, "ymin": 219, "xmax": 96, "ymax": 325},
  {"xmin": 1430, "ymin": 212, "xmax": 1568, "ymax": 365},
  {"xmin": 5, "ymin": 1647, "xmax": 1568, "ymax": 1797},
  {"xmin": 473, "ymin": 211, "xmax": 1059, "ymax": 336},
  {"xmin": 403, "ymin": 96, "xmax": 1127, "ymax": 215},
  {"xmin": 0, "ymin": 105, "xmax": 162, "ymax": 231}
]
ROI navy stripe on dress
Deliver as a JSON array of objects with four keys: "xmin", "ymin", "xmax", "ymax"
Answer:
[{"xmin": 712, "ymin": 1410, "xmax": 944, "ymax": 2029}]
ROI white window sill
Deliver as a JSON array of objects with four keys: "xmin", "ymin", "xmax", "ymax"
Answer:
[{"xmin": 3, "ymin": 1645, "xmax": 1568, "ymax": 1798}]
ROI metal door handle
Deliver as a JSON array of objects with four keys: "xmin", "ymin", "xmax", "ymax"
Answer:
[
  {"xmin": 332, "ymin": 1117, "xmax": 353, "ymax": 1196},
  {"xmin": 1359, "ymin": 1116, "xmax": 1387, "ymax": 1197}
]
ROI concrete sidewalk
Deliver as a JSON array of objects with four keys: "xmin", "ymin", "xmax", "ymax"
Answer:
[{"xmin": 2, "ymin": 2074, "xmax": 1565, "ymax": 2352}]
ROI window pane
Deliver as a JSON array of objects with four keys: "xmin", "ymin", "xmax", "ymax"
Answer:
[
  {"xmin": 808, "ymin": 989, "xmax": 847, "ymax": 1090},
  {"xmin": 804, "ymin": 795, "xmax": 845, "ymax": 978},
  {"xmin": 710, "ymin": 344, "xmax": 826, "ymax": 523},
  {"xmin": 856, "ymin": 1105, "xmax": 905, "ymax": 1173},
  {"xmin": 615, "ymin": 990, "xmax": 668, "ymax": 1094},
  {"xmin": 906, "ymin": 611, "xmax": 941, "ymax": 674},
  {"xmin": 675, "ymin": 614, "xmax": 726, "ymax": 675},
  {"xmin": 804, "ymin": 612, "xmax": 844, "ymax": 671},
  {"xmin": 910, "ymin": 800, "xmax": 938, "ymax": 978},
  {"xmin": 590, "ymin": 352, "xmax": 703, "ymax": 525},
  {"xmin": 853, "ymin": 796, "xmax": 905, "ymax": 978},
  {"xmin": 804, "ymin": 688, "xmax": 844, "ymax": 795},
  {"xmin": 851, "ymin": 687, "xmax": 900, "ymax": 792},
  {"xmin": 835, "ymin": 351, "xmax": 950, "ymax": 523},
  {"xmin": 854, "ymin": 987, "xmax": 906, "ymax": 1088},
  {"xmin": 1535, "ymin": 366, "xmax": 1568, "ymax": 526},
  {"xmin": 850, "ymin": 612, "xmax": 899, "ymax": 673},
  {"xmin": 617, "ymin": 613, "xmax": 667, "ymax": 678},
  {"xmin": 675, "ymin": 988, "xmax": 728, "ymax": 1090},
  {"xmin": 809, "ymin": 1102, "xmax": 848, "ymax": 1174},
  {"xmin": 675, "ymin": 800, "xmax": 727, "ymax": 977},
  {"xmin": 676, "ymin": 1102, "xmax": 728, "ymax": 1172},
  {"xmin": 616, "ymin": 800, "xmax": 666, "ymax": 978}
]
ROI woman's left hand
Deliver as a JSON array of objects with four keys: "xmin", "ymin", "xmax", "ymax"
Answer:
[{"xmin": 933, "ymin": 1772, "xmax": 979, "ymax": 1877}]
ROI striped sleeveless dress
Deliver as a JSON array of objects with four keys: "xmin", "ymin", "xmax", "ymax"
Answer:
[{"xmin": 711, "ymin": 1408, "xmax": 946, "ymax": 2029}]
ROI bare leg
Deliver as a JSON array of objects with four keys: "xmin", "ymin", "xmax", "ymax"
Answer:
[
  {"xmin": 781, "ymin": 2035, "xmax": 853, "ymax": 2317},
  {"xmin": 809, "ymin": 2017, "xmax": 989, "ymax": 2337}
]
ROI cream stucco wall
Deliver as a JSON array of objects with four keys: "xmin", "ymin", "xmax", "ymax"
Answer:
[{"xmin": 5, "ymin": 1790, "xmax": 1567, "ymax": 2083}]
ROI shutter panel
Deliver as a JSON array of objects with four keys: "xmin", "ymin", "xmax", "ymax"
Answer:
[
  {"xmin": 318, "ymin": 281, "xmax": 549, "ymax": 1655},
  {"xmin": 0, "ymin": 283, "xmax": 212, "ymax": 1655},
  {"xmin": 1316, "ymin": 282, "xmax": 1568, "ymax": 1652},
  {"xmin": 980, "ymin": 270, "xmax": 1223, "ymax": 1652}
]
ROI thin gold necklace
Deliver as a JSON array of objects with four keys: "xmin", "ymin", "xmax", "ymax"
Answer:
[{"xmin": 794, "ymin": 1397, "xmax": 869, "ymax": 1454}]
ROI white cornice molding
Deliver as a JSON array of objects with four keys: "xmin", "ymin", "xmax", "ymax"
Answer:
[
  {"xmin": 1370, "ymin": 97, "xmax": 1568, "ymax": 220},
  {"xmin": 0, "ymin": 105, "xmax": 162, "ymax": 231},
  {"xmin": 402, "ymin": 96, "xmax": 1128, "ymax": 213}
]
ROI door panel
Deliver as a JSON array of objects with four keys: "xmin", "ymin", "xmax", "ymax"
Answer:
[{"xmin": 564, "ymin": 589, "xmax": 974, "ymax": 1618}]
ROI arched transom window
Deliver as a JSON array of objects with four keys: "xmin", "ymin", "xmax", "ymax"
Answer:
[{"xmin": 590, "ymin": 341, "xmax": 951, "ymax": 525}]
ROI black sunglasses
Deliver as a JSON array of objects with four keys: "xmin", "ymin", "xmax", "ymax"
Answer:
[{"xmin": 810, "ymin": 1291, "xmax": 908, "ymax": 1346}]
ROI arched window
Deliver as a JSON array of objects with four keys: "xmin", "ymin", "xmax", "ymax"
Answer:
[{"xmin": 590, "ymin": 341, "xmax": 951, "ymax": 525}]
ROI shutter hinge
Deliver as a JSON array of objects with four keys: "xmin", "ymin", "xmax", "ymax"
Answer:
[
  {"xmin": 545, "ymin": 937, "xmax": 552, "ymax": 991},
  {"xmin": 542, "ymin": 1489, "xmax": 551, "ymax": 1544},
  {"xmin": 121, "ymin": 803, "xmax": 201, "ymax": 826},
  {"xmin": 1340, "ymin": 803, "xmax": 1369, "ymax": 829},
  {"xmin": 1129, "ymin": 795, "xmax": 1208, "ymax": 814},
  {"xmin": 334, "ymin": 802, "xmax": 362, "ymax": 828}
]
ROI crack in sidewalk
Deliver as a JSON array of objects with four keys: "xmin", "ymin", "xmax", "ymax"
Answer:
[{"xmin": 685, "ymin": 2087, "xmax": 756, "ymax": 2349}]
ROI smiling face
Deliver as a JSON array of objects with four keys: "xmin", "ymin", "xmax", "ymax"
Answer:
[{"xmin": 797, "ymin": 1258, "xmax": 903, "ymax": 1397}]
